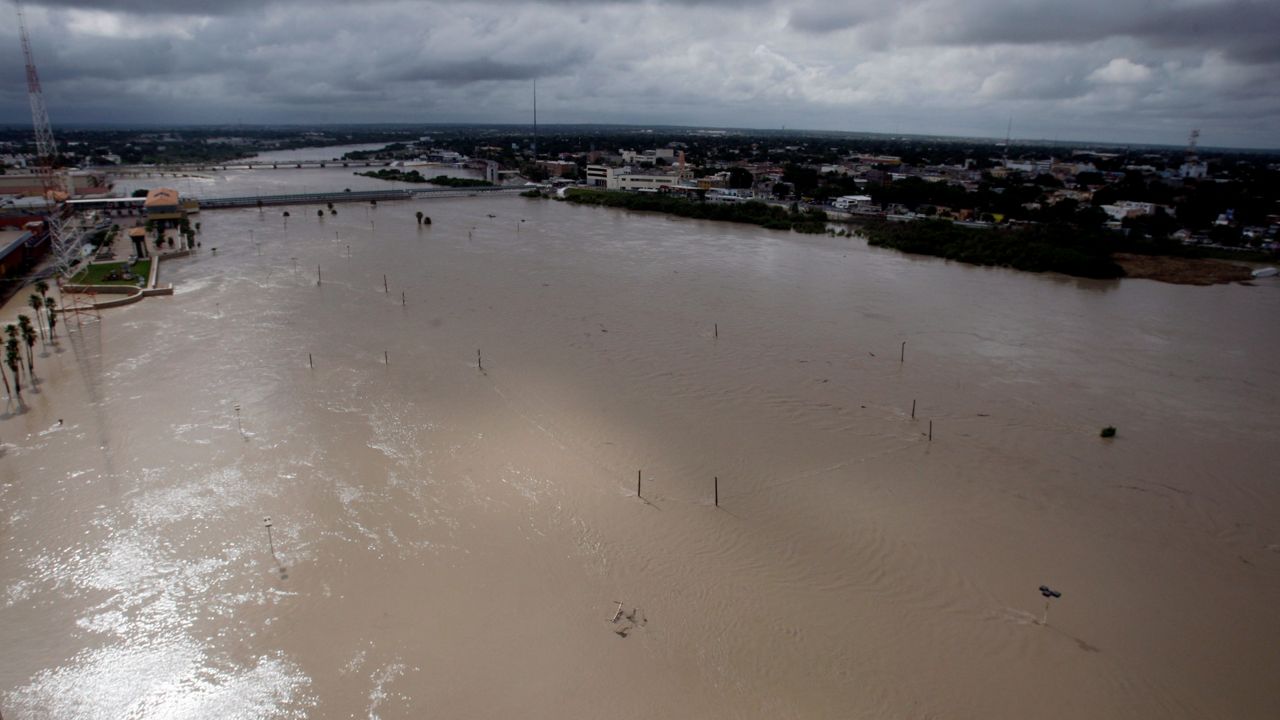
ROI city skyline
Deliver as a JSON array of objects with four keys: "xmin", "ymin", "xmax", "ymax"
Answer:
[{"xmin": 1, "ymin": 0, "xmax": 1278, "ymax": 149}]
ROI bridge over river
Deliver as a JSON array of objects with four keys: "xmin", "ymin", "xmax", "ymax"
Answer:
[
  {"xmin": 103, "ymin": 158, "xmax": 400, "ymax": 177},
  {"xmin": 66, "ymin": 185, "xmax": 531, "ymax": 213},
  {"xmin": 98, "ymin": 158, "xmax": 496, "ymax": 178},
  {"xmin": 196, "ymin": 185, "xmax": 526, "ymax": 209}
]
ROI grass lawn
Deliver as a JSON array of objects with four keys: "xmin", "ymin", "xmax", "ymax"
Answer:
[{"xmin": 71, "ymin": 259, "xmax": 151, "ymax": 287}]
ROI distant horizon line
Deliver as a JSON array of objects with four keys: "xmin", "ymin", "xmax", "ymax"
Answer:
[{"xmin": 0, "ymin": 120, "xmax": 1276, "ymax": 154}]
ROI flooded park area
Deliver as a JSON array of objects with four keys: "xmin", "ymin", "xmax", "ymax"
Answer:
[{"xmin": 2, "ymin": 167, "xmax": 1279, "ymax": 718}]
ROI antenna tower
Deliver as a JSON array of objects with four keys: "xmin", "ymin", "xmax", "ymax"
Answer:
[
  {"xmin": 1186, "ymin": 129, "xmax": 1200, "ymax": 162},
  {"xmin": 532, "ymin": 78, "xmax": 538, "ymax": 160},
  {"xmin": 1003, "ymin": 117, "xmax": 1012, "ymax": 166},
  {"xmin": 15, "ymin": 1, "xmax": 96, "ymax": 322}
]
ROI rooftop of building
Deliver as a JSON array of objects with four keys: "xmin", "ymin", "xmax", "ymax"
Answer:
[{"xmin": 144, "ymin": 188, "xmax": 180, "ymax": 208}]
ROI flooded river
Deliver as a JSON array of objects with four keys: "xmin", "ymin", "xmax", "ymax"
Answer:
[{"xmin": 2, "ymin": 171, "xmax": 1279, "ymax": 718}]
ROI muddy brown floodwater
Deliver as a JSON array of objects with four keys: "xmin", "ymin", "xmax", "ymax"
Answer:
[{"xmin": 2, "ymin": 170, "xmax": 1279, "ymax": 718}]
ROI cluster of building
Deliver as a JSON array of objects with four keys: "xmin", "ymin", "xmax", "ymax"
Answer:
[{"xmin": 521, "ymin": 140, "xmax": 1276, "ymax": 249}]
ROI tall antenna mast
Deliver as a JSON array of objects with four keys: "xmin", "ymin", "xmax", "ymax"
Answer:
[
  {"xmin": 1003, "ymin": 116, "xmax": 1012, "ymax": 166},
  {"xmin": 15, "ymin": 1, "xmax": 83, "ymax": 289},
  {"xmin": 532, "ymin": 78, "xmax": 538, "ymax": 160},
  {"xmin": 18, "ymin": 0, "xmax": 58, "ymax": 167}
]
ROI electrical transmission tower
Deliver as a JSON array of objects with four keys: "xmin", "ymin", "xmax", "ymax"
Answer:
[{"xmin": 15, "ymin": 1, "xmax": 97, "ymax": 322}]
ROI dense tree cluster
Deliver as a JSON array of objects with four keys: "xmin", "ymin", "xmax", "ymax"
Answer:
[
  {"xmin": 562, "ymin": 189, "xmax": 828, "ymax": 233},
  {"xmin": 862, "ymin": 219, "xmax": 1124, "ymax": 279}
]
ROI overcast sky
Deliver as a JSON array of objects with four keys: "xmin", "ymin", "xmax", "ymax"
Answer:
[{"xmin": 2, "ymin": 0, "xmax": 1278, "ymax": 148}]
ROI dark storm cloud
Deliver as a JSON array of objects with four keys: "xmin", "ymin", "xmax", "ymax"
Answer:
[
  {"xmin": 387, "ymin": 55, "xmax": 589, "ymax": 85},
  {"xmin": 925, "ymin": 0, "xmax": 1280, "ymax": 66},
  {"xmin": 786, "ymin": 4, "xmax": 872, "ymax": 34},
  {"xmin": 1, "ymin": 0, "xmax": 1277, "ymax": 147},
  {"xmin": 25, "ymin": 0, "xmax": 772, "ymax": 14}
]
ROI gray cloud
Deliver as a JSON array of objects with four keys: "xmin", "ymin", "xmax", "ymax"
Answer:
[{"xmin": 0, "ymin": 1, "xmax": 1276, "ymax": 147}]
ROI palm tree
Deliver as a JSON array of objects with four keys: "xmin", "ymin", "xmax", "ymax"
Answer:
[
  {"xmin": 35, "ymin": 279, "xmax": 49, "ymax": 305},
  {"xmin": 45, "ymin": 297, "xmax": 58, "ymax": 340},
  {"xmin": 317, "ymin": 209, "xmax": 324, "ymax": 220},
  {"xmin": 416, "ymin": 211, "xmax": 424, "ymax": 225},
  {"xmin": 5, "ymin": 337, "xmax": 21, "ymax": 400},
  {"xmin": 0, "ymin": 349, "xmax": 10, "ymax": 403},
  {"xmin": 28, "ymin": 294, "xmax": 45, "ymax": 342},
  {"xmin": 4, "ymin": 325, "xmax": 18, "ymax": 378},
  {"xmin": 18, "ymin": 316, "xmax": 36, "ymax": 379}
]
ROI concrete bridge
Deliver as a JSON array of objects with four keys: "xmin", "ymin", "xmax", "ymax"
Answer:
[
  {"xmin": 104, "ymin": 159, "xmax": 392, "ymax": 177},
  {"xmin": 196, "ymin": 185, "xmax": 527, "ymax": 210},
  {"xmin": 66, "ymin": 185, "xmax": 529, "ymax": 213},
  {"xmin": 101, "ymin": 158, "xmax": 450, "ymax": 177}
]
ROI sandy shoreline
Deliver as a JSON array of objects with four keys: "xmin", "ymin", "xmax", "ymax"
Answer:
[{"xmin": 1113, "ymin": 252, "xmax": 1260, "ymax": 285}]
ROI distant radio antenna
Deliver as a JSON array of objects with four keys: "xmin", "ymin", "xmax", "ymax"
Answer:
[
  {"xmin": 1186, "ymin": 128, "xmax": 1200, "ymax": 161},
  {"xmin": 531, "ymin": 78, "xmax": 538, "ymax": 160},
  {"xmin": 1003, "ymin": 116, "xmax": 1012, "ymax": 165}
]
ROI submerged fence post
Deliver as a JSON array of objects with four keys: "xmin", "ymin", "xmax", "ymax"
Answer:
[
  {"xmin": 637, "ymin": 469, "xmax": 642, "ymax": 498},
  {"xmin": 401, "ymin": 291, "xmax": 406, "ymax": 306},
  {"xmin": 901, "ymin": 341, "xmax": 906, "ymax": 363},
  {"xmin": 263, "ymin": 516, "xmax": 274, "ymax": 557},
  {"xmin": 911, "ymin": 399, "xmax": 916, "ymax": 419},
  {"xmin": 308, "ymin": 353, "xmax": 313, "ymax": 369},
  {"xmin": 317, "ymin": 265, "xmax": 322, "ymax": 286},
  {"xmin": 477, "ymin": 349, "xmax": 483, "ymax": 371},
  {"xmin": 384, "ymin": 274, "xmax": 388, "ymax": 293},
  {"xmin": 384, "ymin": 350, "xmax": 389, "ymax": 365},
  {"xmin": 714, "ymin": 476, "xmax": 718, "ymax": 507},
  {"xmin": 715, "ymin": 323, "xmax": 718, "ymax": 338},
  {"xmin": 929, "ymin": 420, "xmax": 933, "ymax": 441}
]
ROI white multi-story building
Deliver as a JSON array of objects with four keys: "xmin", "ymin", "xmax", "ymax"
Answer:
[
  {"xmin": 585, "ymin": 165, "xmax": 683, "ymax": 191},
  {"xmin": 1100, "ymin": 200, "xmax": 1168, "ymax": 221},
  {"xmin": 586, "ymin": 164, "xmax": 610, "ymax": 187}
]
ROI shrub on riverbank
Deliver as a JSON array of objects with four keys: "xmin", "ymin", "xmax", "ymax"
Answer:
[
  {"xmin": 861, "ymin": 219, "xmax": 1124, "ymax": 279},
  {"xmin": 561, "ymin": 189, "xmax": 828, "ymax": 233}
]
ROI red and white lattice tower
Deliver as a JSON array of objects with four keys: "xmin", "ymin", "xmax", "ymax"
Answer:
[{"xmin": 15, "ymin": 1, "xmax": 96, "ymax": 321}]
